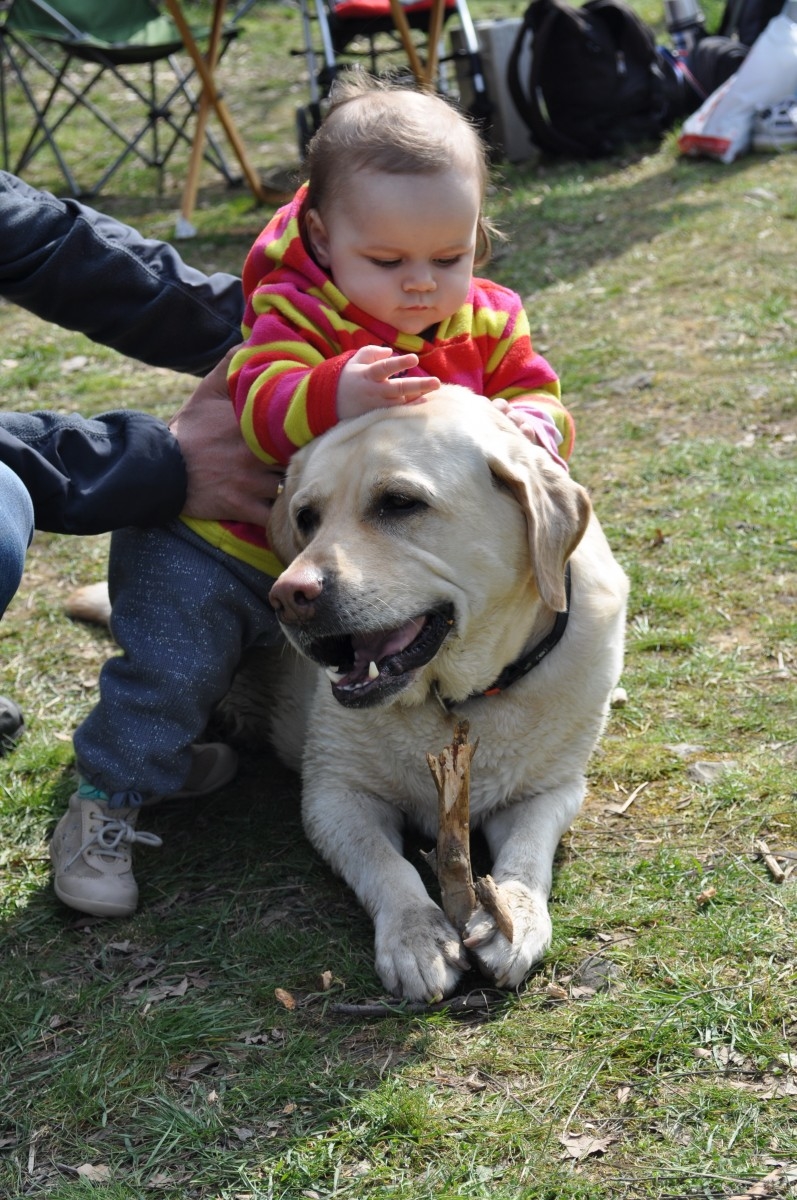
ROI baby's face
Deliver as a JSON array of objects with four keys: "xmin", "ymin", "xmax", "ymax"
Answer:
[{"xmin": 306, "ymin": 167, "xmax": 481, "ymax": 336}]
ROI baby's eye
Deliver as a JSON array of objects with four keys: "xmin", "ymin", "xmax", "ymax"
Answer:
[
  {"xmin": 433, "ymin": 255, "xmax": 463, "ymax": 267},
  {"xmin": 369, "ymin": 257, "xmax": 401, "ymax": 268}
]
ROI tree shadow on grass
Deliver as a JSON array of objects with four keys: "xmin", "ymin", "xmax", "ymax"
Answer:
[{"xmin": 492, "ymin": 147, "xmax": 771, "ymax": 292}]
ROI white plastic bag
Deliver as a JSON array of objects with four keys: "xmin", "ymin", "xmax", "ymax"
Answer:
[{"xmin": 679, "ymin": 7, "xmax": 797, "ymax": 163}]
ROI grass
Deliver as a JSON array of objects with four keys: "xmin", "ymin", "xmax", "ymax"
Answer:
[{"xmin": 1, "ymin": 1, "xmax": 796, "ymax": 1197}]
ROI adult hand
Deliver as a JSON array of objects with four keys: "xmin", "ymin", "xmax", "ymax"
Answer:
[{"xmin": 169, "ymin": 350, "xmax": 282, "ymax": 524}]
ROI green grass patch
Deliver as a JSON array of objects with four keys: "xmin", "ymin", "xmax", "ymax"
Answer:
[{"xmin": 2, "ymin": 2, "xmax": 797, "ymax": 1196}]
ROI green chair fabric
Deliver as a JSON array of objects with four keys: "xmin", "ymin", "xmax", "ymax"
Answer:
[{"xmin": 0, "ymin": 0, "xmax": 246, "ymax": 195}]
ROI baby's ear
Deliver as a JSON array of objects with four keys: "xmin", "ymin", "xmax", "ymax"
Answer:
[{"xmin": 305, "ymin": 208, "xmax": 331, "ymax": 267}]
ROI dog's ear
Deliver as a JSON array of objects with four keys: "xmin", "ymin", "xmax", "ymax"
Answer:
[{"xmin": 486, "ymin": 438, "xmax": 591, "ymax": 612}]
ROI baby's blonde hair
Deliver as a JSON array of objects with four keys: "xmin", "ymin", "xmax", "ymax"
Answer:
[{"xmin": 305, "ymin": 73, "xmax": 493, "ymax": 265}]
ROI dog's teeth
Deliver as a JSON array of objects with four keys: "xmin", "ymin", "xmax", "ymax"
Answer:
[
  {"xmin": 325, "ymin": 666, "xmax": 344, "ymax": 683},
  {"xmin": 368, "ymin": 660, "xmax": 379, "ymax": 680}
]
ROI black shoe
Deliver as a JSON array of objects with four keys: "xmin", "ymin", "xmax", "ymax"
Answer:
[{"xmin": 0, "ymin": 695, "xmax": 24, "ymax": 755}]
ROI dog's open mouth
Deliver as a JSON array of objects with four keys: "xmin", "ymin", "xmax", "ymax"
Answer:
[{"xmin": 307, "ymin": 604, "xmax": 455, "ymax": 708}]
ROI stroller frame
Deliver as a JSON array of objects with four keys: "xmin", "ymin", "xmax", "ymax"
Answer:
[{"xmin": 293, "ymin": 0, "xmax": 491, "ymax": 157}]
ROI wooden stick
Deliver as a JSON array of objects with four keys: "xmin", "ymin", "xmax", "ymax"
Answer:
[
  {"xmin": 755, "ymin": 839, "xmax": 786, "ymax": 884},
  {"xmin": 474, "ymin": 874, "xmax": 514, "ymax": 943},
  {"xmin": 388, "ymin": 0, "xmax": 427, "ymax": 86},
  {"xmin": 426, "ymin": 724, "xmax": 516, "ymax": 946},
  {"xmin": 163, "ymin": 0, "xmax": 277, "ymax": 206},
  {"xmin": 426, "ymin": 721, "xmax": 477, "ymax": 932},
  {"xmin": 424, "ymin": 0, "xmax": 446, "ymax": 89},
  {"xmin": 328, "ymin": 989, "xmax": 502, "ymax": 1017}
]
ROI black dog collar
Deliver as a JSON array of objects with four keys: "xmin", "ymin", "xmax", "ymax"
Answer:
[{"xmin": 445, "ymin": 562, "xmax": 572, "ymax": 708}]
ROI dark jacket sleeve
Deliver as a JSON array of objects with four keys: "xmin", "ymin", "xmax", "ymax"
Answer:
[
  {"xmin": 0, "ymin": 411, "xmax": 187, "ymax": 533},
  {"xmin": 0, "ymin": 170, "xmax": 244, "ymax": 377}
]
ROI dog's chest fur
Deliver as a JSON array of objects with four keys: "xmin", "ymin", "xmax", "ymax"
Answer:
[{"xmin": 298, "ymin": 663, "xmax": 605, "ymax": 838}]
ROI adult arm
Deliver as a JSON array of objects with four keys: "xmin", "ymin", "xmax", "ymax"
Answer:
[
  {"xmin": 0, "ymin": 410, "xmax": 186, "ymax": 534},
  {"xmin": 0, "ymin": 359, "xmax": 281, "ymax": 533},
  {"xmin": 0, "ymin": 171, "xmax": 243, "ymax": 376}
]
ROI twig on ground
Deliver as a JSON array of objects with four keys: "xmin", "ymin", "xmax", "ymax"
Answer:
[
  {"xmin": 474, "ymin": 874, "xmax": 514, "ymax": 941},
  {"xmin": 755, "ymin": 839, "xmax": 786, "ymax": 884},
  {"xmin": 327, "ymin": 989, "xmax": 505, "ymax": 1017},
  {"xmin": 605, "ymin": 780, "xmax": 650, "ymax": 816}
]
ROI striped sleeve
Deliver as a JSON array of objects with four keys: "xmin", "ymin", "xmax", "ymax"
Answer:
[
  {"xmin": 228, "ymin": 300, "xmax": 351, "ymax": 467},
  {"xmin": 477, "ymin": 285, "xmax": 575, "ymax": 463}
]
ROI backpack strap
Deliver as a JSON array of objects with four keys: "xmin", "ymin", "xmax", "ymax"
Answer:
[
  {"xmin": 585, "ymin": 0, "xmax": 656, "ymax": 65},
  {"xmin": 507, "ymin": 0, "xmax": 595, "ymax": 157},
  {"xmin": 717, "ymin": 0, "xmax": 744, "ymax": 35}
]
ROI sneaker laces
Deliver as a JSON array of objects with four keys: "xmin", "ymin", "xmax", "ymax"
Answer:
[{"xmin": 66, "ymin": 789, "xmax": 163, "ymax": 868}]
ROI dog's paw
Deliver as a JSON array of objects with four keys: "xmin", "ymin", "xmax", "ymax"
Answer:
[
  {"xmin": 374, "ymin": 901, "xmax": 470, "ymax": 1003},
  {"xmin": 462, "ymin": 882, "xmax": 552, "ymax": 989}
]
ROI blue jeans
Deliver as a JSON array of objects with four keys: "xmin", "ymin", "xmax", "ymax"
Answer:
[
  {"xmin": 74, "ymin": 521, "xmax": 281, "ymax": 806},
  {"xmin": 0, "ymin": 461, "xmax": 34, "ymax": 617}
]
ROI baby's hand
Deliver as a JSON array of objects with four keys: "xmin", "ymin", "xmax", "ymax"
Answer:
[
  {"xmin": 337, "ymin": 346, "xmax": 440, "ymax": 420},
  {"xmin": 492, "ymin": 397, "xmax": 568, "ymax": 470},
  {"xmin": 491, "ymin": 397, "xmax": 542, "ymax": 444}
]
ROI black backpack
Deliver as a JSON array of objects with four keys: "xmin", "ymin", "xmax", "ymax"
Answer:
[
  {"xmin": 718, "ymin": 0, "xmax": 782, "ymax": 44},
  {"xmin": 507, "ymin": 0, "xmax": 690, "ymax": 158}
]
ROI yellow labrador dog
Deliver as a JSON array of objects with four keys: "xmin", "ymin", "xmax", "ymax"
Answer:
[{"xmin": 254, "ymin": 386, "xmax": 628, "ymax": 1003}]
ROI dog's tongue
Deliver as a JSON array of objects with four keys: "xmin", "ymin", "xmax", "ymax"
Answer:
[{"xmin": 345, "ymin": 616, "xmax": 427, "ymax": 683}]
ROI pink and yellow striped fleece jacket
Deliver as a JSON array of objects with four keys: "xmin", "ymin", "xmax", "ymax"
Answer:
[{"xmin": 184, "ymin": 183, "xmax": 574, "ymax": 577}]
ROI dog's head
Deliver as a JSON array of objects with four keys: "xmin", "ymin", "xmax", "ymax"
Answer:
[{"xmin": 268, "ymin": 387, "xmax": 590, "ymax": 708}]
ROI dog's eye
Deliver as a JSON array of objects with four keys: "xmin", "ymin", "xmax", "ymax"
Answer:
[
  {"xmin": 294, "ymin": 505, "xmax": 319, "ymax": 536},
  {"xmin": 377, "ymin": 492, "xmax": 427, "ymax": 518}
]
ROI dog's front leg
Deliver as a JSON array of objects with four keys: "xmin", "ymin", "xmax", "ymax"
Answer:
[
  {"xmin": 303, "ymin": 787, "xmax": 470, "ymax": 1002},
  {"xmin": 463, "ymin": 783, "xmax": 585, "ymax": 988}
]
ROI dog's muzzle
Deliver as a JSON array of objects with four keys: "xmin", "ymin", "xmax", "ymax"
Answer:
[{"xmin": 281, "ymin": 603, "xmax": 456, "ymax": 708}]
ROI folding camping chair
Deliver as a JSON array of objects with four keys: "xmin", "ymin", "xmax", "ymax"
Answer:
[
  {"xmin": 294, "ymin": 0, "xmax": 491, "ymax": 157},
  {"xmin": 0, "ymin": 0, "xmax": 249, "ymax": 197}
]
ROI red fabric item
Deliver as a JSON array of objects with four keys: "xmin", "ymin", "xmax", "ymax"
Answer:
[{"xmin": 332, "ymin": 0, "xmax": 454, "ymax": 18}]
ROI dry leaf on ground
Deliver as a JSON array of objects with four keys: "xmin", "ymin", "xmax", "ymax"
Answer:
[
  {"xmin": 559, "ymin": 1130, "xmax": 614, "ymax": 1160},
  {"xmin": 76, "ymin": 1163, "xmax": 111, "ymax": 1181},
  {"xmin": 727, "ymin": 1165, "xmax": 797, "ymax": 1199}
]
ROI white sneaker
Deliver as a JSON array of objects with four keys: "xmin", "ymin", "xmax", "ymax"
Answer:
[
  {"xmin": 752, "ymin": 98, "xmax": 797, "ymax": 152},
  {"xmin": 50, "ymin": 785, "xmax": 162, "ymax": 917},
  {"xmin": 51, "ymin": 743, "xmax": 239, "ymax": 916}
]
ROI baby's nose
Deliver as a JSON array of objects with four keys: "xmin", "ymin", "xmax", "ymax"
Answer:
[{"xmin": 403, "ymin": 271, "xmax": 436, "ymax": 293}]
